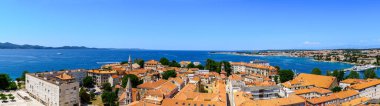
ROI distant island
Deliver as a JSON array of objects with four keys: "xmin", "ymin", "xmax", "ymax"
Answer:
[{"xmin": 0, "ymin": 42, "xmax": 96, "ymax": 49}]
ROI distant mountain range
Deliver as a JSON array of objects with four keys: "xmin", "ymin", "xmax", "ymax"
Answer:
[{"xmin": 0, "ymin": 42, "xmax": 96, "ymax": 49}]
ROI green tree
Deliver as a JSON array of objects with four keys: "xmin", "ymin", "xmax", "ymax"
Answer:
[
  {"xmin": 311, "ymin": 68, "xmax": 322, "ymax": 75},
  {"xmin": 134, "ymin": 59, "xmax": 145, "ymax": 68},
  {"xmin": 364, "ymin": 69, "xmax": 377, "ymax": 79},
  {"xmin": 0, "ymin": 74, "xmax": 11, "ymax": 90},
  {"xmin": 169, "ymin": 60, "xmax": 181, "ymax": 67},
  {"xmin": 90, "ymin": 91, "xmax": 95, "ymax": 100},
  {"xmin": 162, "ymin": 70, "xmax": 177, "ymax": 80},
  {"xmin": 331, "ymin": 86, "xmax": 342, "ymax": 92},
  {"xmin": 187, "ymin": 63, "xmax": 195, "ymax": 68},
  {"xmin": 16, "ymin": 70, "xmax": 29, "ymax": 82},
  {"xmin": 102, "ymin": 83, "xmax": 112, "ymax": 92},
  {"xmin": 195, "ymin": 64, "xmax": 205, "ymax": 70},
  {"xmin": 332, "ymin": 70, "xmax": 345, "ymax": 81},
  {"xmin": 346, "ymin": 71, "xmax": 360, "ymax": 79},
  {"xmin": 159, "ymin": 57, "xmax": 170, "ymax": 65},
  {"xmin": 274, "ymin": 76, "xmax": 279, "ymax": 84},
  {"xmin": 22, "ymin": 70, "xmax": 29, "ymax": 81},
  {"xmin": 326, "ymin": 70, "xmax": 332, "ymax": 76},
  {"xmin": 101, "ymin": 91, "xmax": 117, "ymax": 106},
  {"xmin": 205, "ymin": 59, "xmax": 219, "ymax": 72},
  {"xmin": 274, "ymin": 66, "xmax": 280, "ymax": 71},
  {"xmin": 121, "ymin": 74, "xmax": 142, "ymax": 88},
  {"xmin": 120, "ymin": 61, "xmax": 129, "ymax": 65},
  {"xmin": 219, "ymin": 61, "xmax": 232, "ymax": 76},
  {"xmin": 8, "ymin": 82, "xmax": 17, "ymax": 90},
  {"xmin": 114, "ymin": 88, "xmax": 119, "ymax": 97},
  {"xmin": 79, "ymin": 87, "xmax": 90, "ymax": 103},
  {"xmin": 82, "ymin": 76, "xmax": 94, "ymax": 88},
  {"xmin": 279, "ymin": 70, "xmax": 294, "ymax": 83}
]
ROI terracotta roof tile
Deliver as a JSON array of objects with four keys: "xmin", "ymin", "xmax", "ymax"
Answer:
[
  {"xmin": 331, "ymin": 90, "xmax": 359, "ymax": 99},
  {"xmin": 283, "ymin": 73, "xmax": 337, "ymax": 89},
  {"xmin": 350, "ymin": 79, "xmax": 380, "ymax": 90},
  {"xmin": 162, "ymin": 99, "xmax": 224, "ymax": 106},
  {"xmin": 137, "ymin": 79, "xmax": 168, "ymax": 89},
  {"xmin": 294, "ymin": 87, "xmax": 332, "ymax": 95},
  {"xmin": 307, "ymin": 94, "xmax": 338, "ymax": 104},
  {"xmin": 145, "ymin": 60, "xmax": 159, "ymax": 64},
  {"xmin": 158, "ymin": 81, "xmax": 177, "ymax": 96},
  {"xmin": 88, "ymin": 70, "xmax": 117, "ymax": 74},
  {"xmin": 240, "ymin": 95, "xmax": 305, "ymax": 106},
  {"xmin": 341, "ymin": 97, "xmax": 369, "ymax": 106},
  {"xmin": 112, "ymin": 75, "xmax": 119, "ymax": 79},
  {"xmin": 56, "ymin": 73, "xmax": 74, "ymax": 80},
  {"xmin": 341, "ymin": 79, "xmax": 366, "ymax": 84},
  {"xmin": 230, "ymin": 62, "xmax": 277, "ymax": 71},
  {"xmin": 229, "ymin": 74, "xmax": 243, "ymax": 81}
]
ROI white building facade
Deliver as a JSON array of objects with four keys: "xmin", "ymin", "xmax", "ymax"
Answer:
[
  {"xmin": 26, "ymin": 73, "xmax": 79, "ymax": 106},
  {"xmin": 350, "ymin": 80, "xmax": 380, "ymax": 99}
]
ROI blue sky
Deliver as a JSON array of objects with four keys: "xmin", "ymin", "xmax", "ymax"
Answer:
[{"xmin": 0, "ymin": 0, "xmax": 379, "ymax": 50}]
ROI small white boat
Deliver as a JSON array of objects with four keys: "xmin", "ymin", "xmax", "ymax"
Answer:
[
  {"xmin": 346, "ymin": 65, "xmax": 377, "ymax": 72},
  {"xmin": 57, "ymin": 53, "xmax": 62, "ymax": 55}
]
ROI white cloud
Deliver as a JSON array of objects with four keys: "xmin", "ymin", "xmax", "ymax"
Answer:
[{"xmin": 304, "ymin": 41, "xmax": 320, "ymax": 45}]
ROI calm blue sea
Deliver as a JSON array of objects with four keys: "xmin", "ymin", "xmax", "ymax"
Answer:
[{"xmin": 0, "ymin": 49, "xmax": 365, "ymax": 79}]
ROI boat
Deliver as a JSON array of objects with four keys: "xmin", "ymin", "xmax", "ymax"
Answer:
[
  {"xmin": 57, "ymin": 53, "xmax": 62, "ymax": 55},
  {"xmin": 345, "ymin": 65, "xmax": 378, "ymax": 72}
]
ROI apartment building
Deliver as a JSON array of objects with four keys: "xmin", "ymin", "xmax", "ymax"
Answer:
[
  {"xmin": 282, "ymin": 73, "xmax": 338, "ymax": 90},
  {"xmin": 230, "ymin": 62, "xmax": 278, "ymax": 77},
  {"xmin": 26, "ymin": 72, "xmax": 79, "ymax": 106},
  {"xmin": 339, "ymin": 79, "xmax": 365, "ymax": 90},
  {"xmin": 233, "ymin": 92, "xmax": 305, "ymax": 106},
  {"xmin": 294, "ymin": 87, "xmax": 332, "ymax": 99},
  {"xmin": 65, "ymin": 69, "xmax": 87, "ymax": 85},
  {"xmin": 87, "ymin": 70, "xmax": 117, "ymax": 86},
  {"xmin": 281, "ymin": 73, "xmax": 338, "ymax": 97},
  {"xmin": 357, "ymin": 58, "xmax": 377, "ymax": 64},
  {"xmin": 249, "ymin": 60, "xmax": 270, "ymax": 66},
  {"xmin": 163, "ymin": 80, "xmax": 227, "ymax": 106},
  {"xmin": 243, "ymin": 85, "xmax": 281, "ymax": 100},
  {"xmin": 306, "ymin": 90, "xmax": 359, "ymax": 106},
  {"xmin": 349, "ymin": 79, "xmax": 380, "ymax": 99}
]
